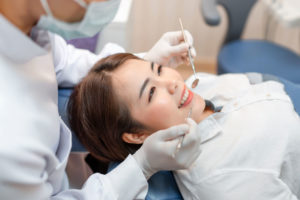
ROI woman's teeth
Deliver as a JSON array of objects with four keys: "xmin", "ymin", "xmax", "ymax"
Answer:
[{"xmin": 179, "ymin": 89, "xmax": 189, "ymax": 108}]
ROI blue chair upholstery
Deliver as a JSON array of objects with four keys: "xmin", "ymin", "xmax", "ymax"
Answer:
[
  {"xmin": 58, "ymin": 88, "xmax": 86, "ymax": 152},
  {"xmin": 278, "ymin": 78, "xmax": 300, "ymax": 115},
  {"xmin": 201, "ymin": 0, "xmax": 300, "ymax": 84},
  {"xmin": 108, "ymin": 162, "xmax": 183, "ymax": 200},
  {"xmin": 218, "ymin": 40, "xmax": 300, "ymax": 84}
]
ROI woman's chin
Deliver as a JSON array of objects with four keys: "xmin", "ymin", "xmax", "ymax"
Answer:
[{"xmin": 191, "ymin": 94, "xmax": 206, "ymax": 123}]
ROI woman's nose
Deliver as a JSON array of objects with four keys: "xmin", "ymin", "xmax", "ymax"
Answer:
[
  {"xmin": 155, "ymin": 78, "xmax": 178, "ymax": 94},
  {"xmin": 165, "ymin": 79, "xmax": 177, "ymax": 94}
]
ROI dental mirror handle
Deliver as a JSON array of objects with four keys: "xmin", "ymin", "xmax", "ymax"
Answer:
[
  {"xmin": 178, "ymin": 18, "xmax": 199, "ymax": 88},
  {"xmin": 173, "ymin": 107, "xmax": 192, "ymax": 158}
]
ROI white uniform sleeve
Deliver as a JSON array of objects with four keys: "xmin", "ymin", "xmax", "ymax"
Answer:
[
  {"xmin": 54, "ymin": 155, "xmax": 148, "ymax": 200},
  {"xmin": 50, "ymin": 33, "xmax": 125, "ymax": 87},
  {"xmin": 178, "ymin": 171, "xmax": 298, "ymax": 200},
  {"xmin": 0, "ymin": 147, "xmax": 148, "ymax": 200}
]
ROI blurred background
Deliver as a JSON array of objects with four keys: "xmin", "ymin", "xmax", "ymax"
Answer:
[{"xmin": 74, "ymin": 0, "xmax": 300, "ymax": 78}]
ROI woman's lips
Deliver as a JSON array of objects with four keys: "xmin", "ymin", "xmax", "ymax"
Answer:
[
  {"xmin": 182, "ymin": 89, "xmax": 193, "ymax": 108},
  {"xmin": 178, "ymin": 86, "xmax": 194, "ymax": 108},
  {"xmin": 180, "ymin": 85, "xmax": 187, "ymax": 103}
]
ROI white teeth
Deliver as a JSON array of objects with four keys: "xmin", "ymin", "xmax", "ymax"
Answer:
[
  {"xmin": 180, "ymin": 89, "xmax": 189, "ymax": 107},
  {"xmin": 181, "ymin": 93, "xmax": 187, "ymax": 104}
]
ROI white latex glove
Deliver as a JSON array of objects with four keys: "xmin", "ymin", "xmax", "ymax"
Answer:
[
  {"xmin": 143, "ymin": 30, "xmax": 197, "ymax": 68},
  {"xmin": 133, "ymin": 118, "xmax": 201, "ymax": 179}
]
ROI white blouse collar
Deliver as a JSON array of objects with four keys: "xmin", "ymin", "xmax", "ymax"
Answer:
[{"xmin": 197, "ymin": 113, "xmax": 223, "ymax": 144}]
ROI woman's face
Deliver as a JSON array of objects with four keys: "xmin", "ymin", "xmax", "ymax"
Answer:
[{"xmin": 112, "ymin": 59, "xmax": 206, "ymax": 133}]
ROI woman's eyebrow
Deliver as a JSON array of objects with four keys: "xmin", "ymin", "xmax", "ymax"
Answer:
[
  {"xmin": 139, "ymin": 62, "xmax": 153, "ymax": 99},
  {"xmin": 139, "ymin": 78, "xmax": 150, "ymax": 99}
]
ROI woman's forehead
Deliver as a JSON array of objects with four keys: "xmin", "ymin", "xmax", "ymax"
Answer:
[
  {"xmin": 113, "ymin": 59, "xmax": 150, "ymax": 80},
  {"xmin": 111, "ymin": 59, "xmax": 149, "ymax": 102},
  {"xmin": 122, "ymin": 59, "xmax": 149, "ymax": 70}
]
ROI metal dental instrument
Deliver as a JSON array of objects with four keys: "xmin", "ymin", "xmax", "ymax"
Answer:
[
  {"xmin": 179, "ymin": 18, "xmax": 199, "ymax": 88},
  {"xmin": 173, "ymin": 107, "xmax": 192, "ymax": 158}
]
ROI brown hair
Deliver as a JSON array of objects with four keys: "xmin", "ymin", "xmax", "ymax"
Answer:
[{"xmin": 68, "ymin": 53, "xmax": 147, "ymax": 163}]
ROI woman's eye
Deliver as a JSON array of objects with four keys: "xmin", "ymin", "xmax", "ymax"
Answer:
[
  {"xmin": 148, "ymin": 87, "xmax": 156, "ymax": 102},
  {"xmin": 157, "ymin": 65, "xmax": 163, "ymax": 76}
]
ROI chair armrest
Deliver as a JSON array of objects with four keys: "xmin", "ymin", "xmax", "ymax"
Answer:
[{"xmin": 200, "ymin": 0, "xmax": 221, "ymax": 26}]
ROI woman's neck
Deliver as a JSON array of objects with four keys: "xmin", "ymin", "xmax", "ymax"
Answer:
[
  {"xmin": 0, "ymin": 0, "xmax": 45, "ymax": 35},
  {"xmin": 197, "ymin": 106, "xmax": 215, "ymax": 122}
]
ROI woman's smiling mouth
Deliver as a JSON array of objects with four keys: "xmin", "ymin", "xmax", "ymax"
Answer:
[{"xmin": 178, "ymin": 86, "xmax": 194, "ymax": 108}]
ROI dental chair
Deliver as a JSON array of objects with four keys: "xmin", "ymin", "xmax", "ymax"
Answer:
[{"xmin": 201, "ymin": 0, "xmax": 300, "ymax": 84}]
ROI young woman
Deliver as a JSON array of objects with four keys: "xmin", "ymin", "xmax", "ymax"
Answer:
[{"xmin": 68, "ymin": 53, "xmax": 300, "ymax": 200}]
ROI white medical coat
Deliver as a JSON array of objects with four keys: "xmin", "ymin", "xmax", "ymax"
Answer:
[
  {"xmin": 0, "ymin": 14, "xmax": 147, "ymax": 200},
  {"xmin": 175, "ymin": 73, "xmax": 300, "ymax": 200}
]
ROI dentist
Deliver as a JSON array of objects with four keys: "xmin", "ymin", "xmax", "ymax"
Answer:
[{"xmin": 0, "ymin": 0, "xmax": 201, "ymax": 199}]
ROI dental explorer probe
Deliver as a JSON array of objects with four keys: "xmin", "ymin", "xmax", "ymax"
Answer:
[
  {"xmin": 173, "ymin": 107, "xmax": 192, "ymax": 158},
  {"xmin": 179, "ymin": 18, "xmax": 199, "ymax": 88}
]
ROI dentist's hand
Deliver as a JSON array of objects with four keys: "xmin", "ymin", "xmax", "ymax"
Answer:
[
  {"xmin": 133, "ymin": 119, "xmax": 201, "ymax": 179},
  {"xmin": 144, "ymin": 30, "xmax": 196, "ymax": 68}
]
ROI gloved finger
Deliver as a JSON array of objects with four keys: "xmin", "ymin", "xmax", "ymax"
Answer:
[
  {"xmin": 182, "ymin": 52, "xmax": 188, "ymax": 58},
  {"xmin": 186, "ymin": 117, "xmax": 197, "ymax": 127},
  {"xmin": 183, "ymin": 30, "xmax": 196, "ymax": 58},
  {"xmin": 183, "ymin": 30, "xmax": 194, "ymax": 46},
  {"xmin": 190, "ymin": 46, "xmax": 197, "ymax": 58},
  {"xmin": 169, "ymin": 43, "xmax": 189, "ymax": 57},
  {"xmin": 180, "ymin": 54, "xmax": 189, "ymax": 65},
  {"xmin": 157, "ymin": 124, "xmax": 189, "ymax": 141},
  {"xmin": 184, "ymin": 57, "xmax": 190, "ymax": 66},
  {"xmin": 172, "ymin": 53, "xmax": 188, "ymax": 66},
  {"xmin": 164, "ymin": 31, "xmax": 185, "ymax": 45},
  {"xmin": 181, "ymin": 118, "xmax": 200, "ymax": 146}
]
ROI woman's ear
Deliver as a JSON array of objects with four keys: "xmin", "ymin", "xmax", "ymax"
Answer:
[{"xmin": 122, "ymin": 132, "xmax": 149, "ymax": 144}]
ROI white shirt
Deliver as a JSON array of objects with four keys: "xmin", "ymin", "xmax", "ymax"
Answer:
[
  {"xmin": 0, "ymin": 14, "xmax": 147, "ymax": 200},
  {"xmin": 175, "ymin": 73, "xmax": 300, "ymax": 200}
]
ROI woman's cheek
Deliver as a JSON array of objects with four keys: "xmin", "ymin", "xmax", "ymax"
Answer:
[
  {"xmin": 147, "ymin": 103, "xmax": 172, "ymax": 121},
  {"xmin": 146, "ymin": 102, "xmax": 184, "ymax": 129}
]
